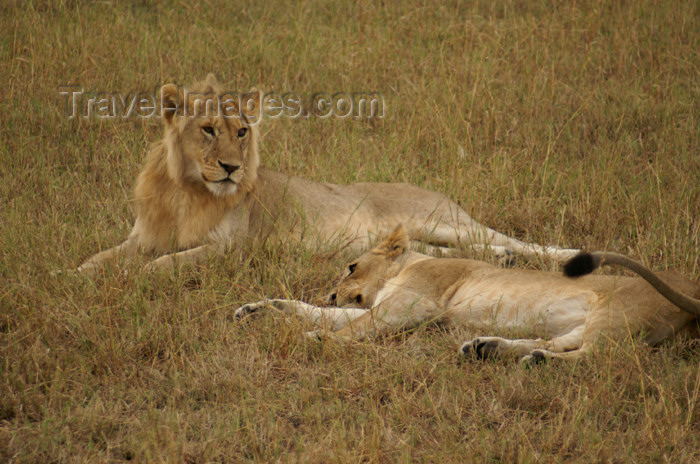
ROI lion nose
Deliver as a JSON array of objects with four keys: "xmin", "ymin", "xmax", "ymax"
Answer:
[
  {"xmin": 218, "ymin": 161, "xmax": 240, "ymax": 174},
  {"xmin": 328, "ymin": 293, "xmax": 337, "ymax": 305}
]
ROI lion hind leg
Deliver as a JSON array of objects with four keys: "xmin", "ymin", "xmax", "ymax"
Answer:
[
  {"xmin": 423, "ymin": 219, "xmax": 578, "ymax": 262},
  {"xmin": 410, "ymin": 240, "xmax": 455, "ymax": 256},
  {"xmin": 460, "ymin": 336, "xmax": 547, "ymax": 360},
  {"xmin": 461, "ymin": 326, "xmax": 586, "ymax": 361},
  {"xmin": 466, "ymin": 227, "xmax": 579, "ymax": 262}
]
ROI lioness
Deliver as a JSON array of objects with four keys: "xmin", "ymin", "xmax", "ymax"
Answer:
[
  {"xmin": 235, "ymin": 225, "xmax": 700, "ymax": 362},
  {"xmin": 75, "ymin": 74, "xmax": 578, "ymax": 274}
]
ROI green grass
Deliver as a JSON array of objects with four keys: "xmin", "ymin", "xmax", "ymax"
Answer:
[{"xmin": 1, "ymin": 0, "xmax": 699, "ymax": 462}]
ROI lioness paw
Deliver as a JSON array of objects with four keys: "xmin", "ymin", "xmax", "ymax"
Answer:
[
  {"xmin": 519, "ymin": 350, "xmax": 550, "ymax": 366},
  {"xmin": 50, "ymin": 268, "xmax": 80, "ymax": 278},
  {"xmin": 304, "ymin": 330, "xmax": 323, "ymax": 340},
  {"xmin": 304, "ymin": 330, "xmax": 348, "ymax": 342},
  {"xmin": 460, "ymin": 337, "xmax": 502, "ymax": 360},
  {"xmin": 234, "ymin": 304, "xmax": 255, "ymax": 319},
  {"xmin": 234, "ymin": 300, "xmax": 269, "ymax": 319}
]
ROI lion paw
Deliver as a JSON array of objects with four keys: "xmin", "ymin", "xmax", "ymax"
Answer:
[
  {"xmin": 143, "ymin": 256, "xmax": 173, "ymax": 273},
  {"xmin": 50, "ymin": 268, "xmax": 82, "ymax": 278},
  {"xmin": 460, "ymin": 337, "xmax": 502, "ymax": 360},
  {"xmin": 519, "ymin": 350, "xmax": 549, "ymax": 366},
  {"xmin": 304, "ymin": 330, "xmax": 348, "ymax": 342},
  {"xmin": 234, "ymin": 299, "xmax": 294, "ymax": 319},
  {"xmin": 495, "ymin": 249, "xmax": 516, "ymax": 267},
  {"xmin": 304, "ymin": 330, "xmax": 323, "ymax": 340},
  {"xmin": 234, "ymin": 300, "xmax": 269, "ymax": 319}
]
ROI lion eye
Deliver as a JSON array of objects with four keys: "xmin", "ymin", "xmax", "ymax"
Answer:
[
  {"xmin": 237, "ymin": 127, "xmax": 248, "ymax": 138},
  {"xmin": 348, "ymin": 263, "xmax": 357, "ymax": 274},
  {"xmin": 202, "ymin": 126, "xmax": 215, "ymax": 136}
]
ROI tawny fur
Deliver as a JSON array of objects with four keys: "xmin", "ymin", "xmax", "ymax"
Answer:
[
  {"xmin": 74, "ymin": 75, "xmax": 579, "ymax": 274},
  {"xmin": 236, "ymin": 225, "xmax": 700, "ymax": 362}
]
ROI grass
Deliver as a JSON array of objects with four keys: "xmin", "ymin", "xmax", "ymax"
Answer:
[{"xmin": 1, "ymin": 0, "xmax": 699, "ymax": 462}]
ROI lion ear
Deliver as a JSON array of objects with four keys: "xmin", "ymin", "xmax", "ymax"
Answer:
[
  {"xmin": 160, "ymin": 84, "xmax": 182, "ymax": 125},
  {"xmin": 376, "ymin": 224, "xmax": 409, "ymax": 258},
  {"xmin": 205, "ymin": 73, "xmax": 218, "ymax": 88}
]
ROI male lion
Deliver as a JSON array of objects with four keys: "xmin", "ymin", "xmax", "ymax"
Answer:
[
  {"xmin": 235, "ymin": 225, "xmax": 700, "ymax": 362},
  {"xmin": 74, "ymin": 74, "xmax": 578, "ymax": 274}
]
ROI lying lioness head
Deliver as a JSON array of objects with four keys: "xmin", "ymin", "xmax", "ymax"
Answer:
[{"xmin": 328, "ymin": 225, "xmax": 413, "ymax": 308}]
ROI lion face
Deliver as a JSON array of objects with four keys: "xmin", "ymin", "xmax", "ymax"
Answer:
[
  {"xmin": 160, "ymin": 74, "xmax": 260, "ymax": 197},
  {"xmin": 329, "ymin": 253, "xmax": 386, "ymax": 308},
  {"xmin": 176, "ymin": 111, "xmax": 254, "ymax": 196},
  {"xmin": 329, "ymin": 225, "xmax": 410, "ymax": 308}
]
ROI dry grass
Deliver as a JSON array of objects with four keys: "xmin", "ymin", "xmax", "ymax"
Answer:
[{"xmin": 1, "ymin": 0, "xmax": 699, "ymax": 462}]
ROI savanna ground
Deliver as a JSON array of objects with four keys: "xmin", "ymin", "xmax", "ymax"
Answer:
[{"xmin": 1, "ymin": 0, "xmax": 699, "ymax": 462}]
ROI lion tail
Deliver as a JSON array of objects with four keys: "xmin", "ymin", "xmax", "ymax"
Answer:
[{"xmin": 564, "ymin": 251, "xmax": 700, "ymax": 317}]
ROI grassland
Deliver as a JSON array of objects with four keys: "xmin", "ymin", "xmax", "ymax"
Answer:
[{"xmin": 1, "ymin": 0, "xmax": 699, "ymax": 462}]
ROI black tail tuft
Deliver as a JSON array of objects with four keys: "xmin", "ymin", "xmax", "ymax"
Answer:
[{"xmin": 563, "ymin": 252, "xmax": 599, "ymax": 278}]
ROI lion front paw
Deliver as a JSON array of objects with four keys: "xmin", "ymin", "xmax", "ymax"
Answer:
[
  {"xmin": 304, "ymin": 330, "xmax": 348, "ymax": 342},
  {"xmin": 234, "ymin": 300, "xmax": 270, "ymax": 319},
  {"xmin": 50, "ymin": 269, "xmax": 69, "ymax": 278},
  {"xmin": 304, "ymin": 330, "xmax": 323, "ymax": 340},
  {"xmin": 143, "ymin": 255, "xmax": 175, "ymax": 273},
  {"xmin": 519, "ymin": 349, "xmax": 550, "ymax": 366}
]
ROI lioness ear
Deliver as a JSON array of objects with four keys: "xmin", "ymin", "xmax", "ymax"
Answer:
[
  {"xmin": 376, "ymin": 224, "xmax": 409, "ymax": 258},
  {"xmin": 160, "ymin": 84, "xmax": 182, "ymax": 125}
]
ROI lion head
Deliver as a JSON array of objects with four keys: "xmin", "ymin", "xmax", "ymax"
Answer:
[
  {"xmin": 130, "ymin": 74, "xmax": 264, "ymax": 253},
  {"xmin": 159, "ymin": 73, "xmax": 260, "ymax": 197}
]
